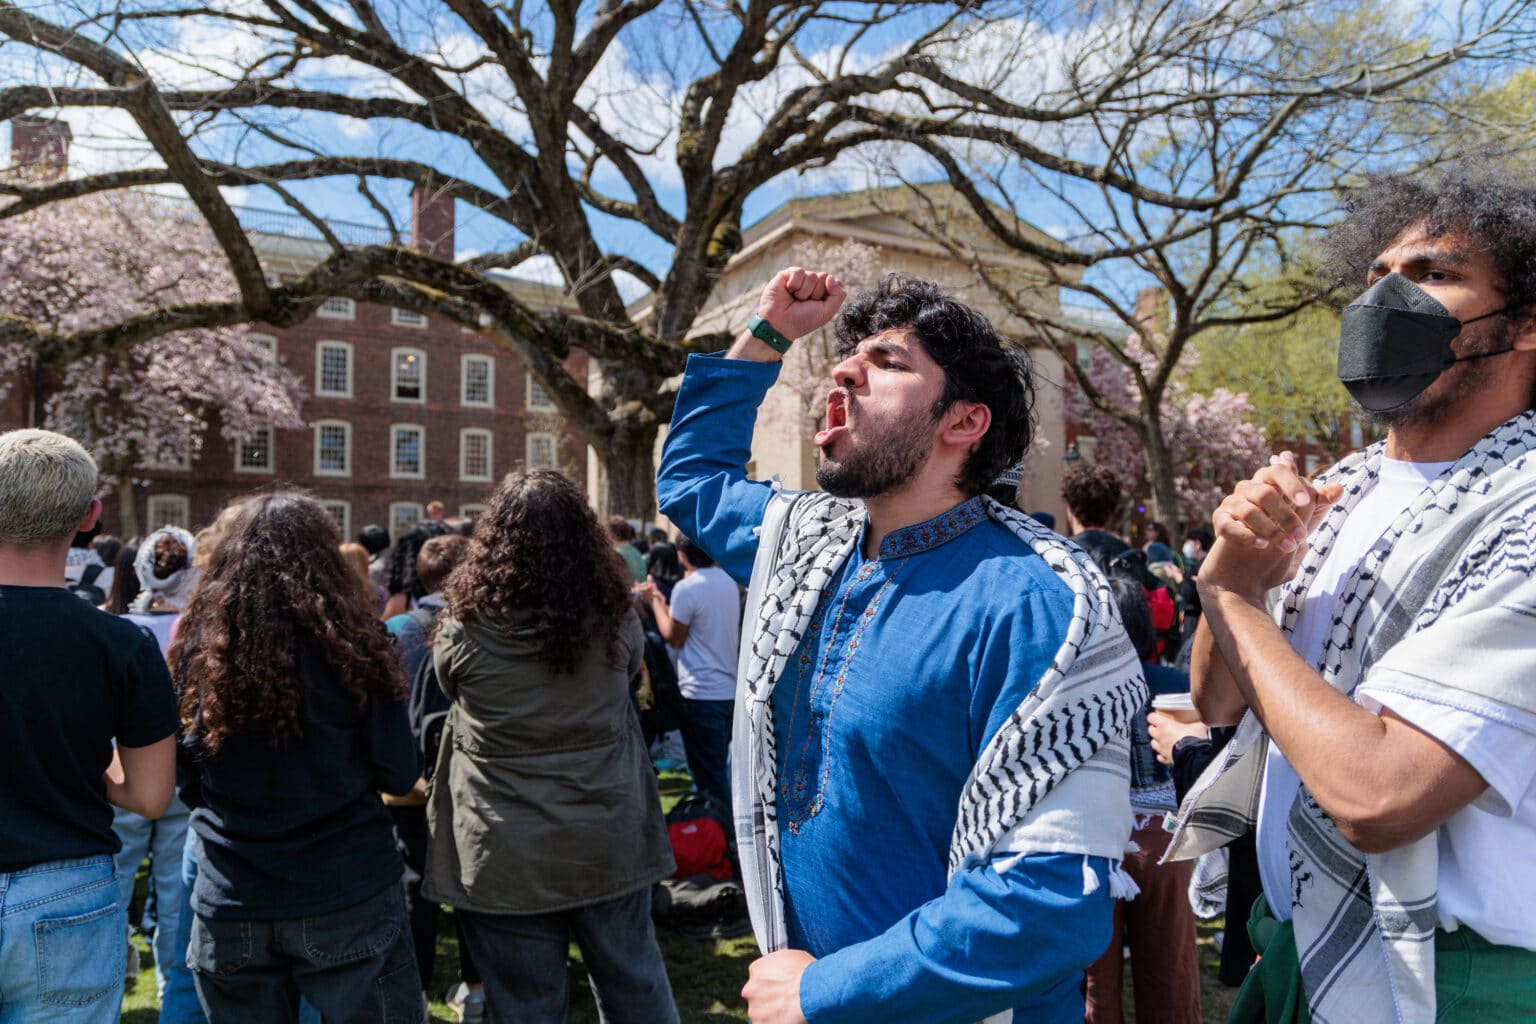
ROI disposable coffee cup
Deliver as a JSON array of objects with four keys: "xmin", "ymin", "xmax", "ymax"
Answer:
[{"xmin": 1151, "ymin": 693, "xmax": 1201, "ymax": 724}]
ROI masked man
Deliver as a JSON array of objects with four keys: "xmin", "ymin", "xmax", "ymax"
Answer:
[
  {"xmin": 658, "ymin": 268, "xmax": 1145, "ymax": 1024},
  {"xmin": 1171, "ymin": 163, "xmax": 1536, "ymax": 1024}
]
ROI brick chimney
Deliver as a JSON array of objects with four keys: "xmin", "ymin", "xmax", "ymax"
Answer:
[
  {"xmin": 9, "ymin": 116, "xmax": 72, "ymax": 178},
  {"xmin": 411, "ymin": 181, "xmax": 456, "ymax": 260}
]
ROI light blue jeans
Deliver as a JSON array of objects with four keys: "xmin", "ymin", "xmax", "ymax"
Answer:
[
  {"xmin": 0, "ymin": 855, "xmax": 125, "ymax": 1023},
  {"xmin": 115, "ymin": 792, "xmax": 201, "ymax": 1022}
]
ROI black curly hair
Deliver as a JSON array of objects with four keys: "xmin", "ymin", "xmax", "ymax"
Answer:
[
  {"xmin": 169, "ymin": 493, "xmax": 404, "ymax": 754},
  {"xmin": 441, "ymin": 470, "xmax": 633, "ymax": 674},
  {"xmin": 1323, "ymin": 159, "xmax": 1536, "ymax": 318},
  {"xmin": 834, "ymin": 275, "xmax": 1036, "ymax": 496}
]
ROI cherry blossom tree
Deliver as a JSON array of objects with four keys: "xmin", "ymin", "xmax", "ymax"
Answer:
[
  {"xmin": 0, "ymin": 186, "xmax": 305, "ymax": 537},
  {"xmin": 1066, "ymin": 331, "xmax": 1270, "ymax": 526}
]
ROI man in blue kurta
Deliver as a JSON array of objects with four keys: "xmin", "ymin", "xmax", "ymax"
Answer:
[{"xmin": 657, "ymin": 268, "xmax": 1146, "ymax": 1024}]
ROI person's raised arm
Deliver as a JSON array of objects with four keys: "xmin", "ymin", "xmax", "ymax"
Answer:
[{"xmin": 657, "ymin": 268, "xmax": 846, "ymax": 584}]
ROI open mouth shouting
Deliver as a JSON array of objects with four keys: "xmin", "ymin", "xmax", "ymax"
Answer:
[{"xmin": 816, "ymin": 388, "xmax": 851, "ymax": 448}]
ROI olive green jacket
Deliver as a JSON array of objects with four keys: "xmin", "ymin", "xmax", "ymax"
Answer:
[{"xmin": 422, "ymin": 610, "xmax": 673, "ymax": 914}]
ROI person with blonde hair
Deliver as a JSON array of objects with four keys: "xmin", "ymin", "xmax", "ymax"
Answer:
[{"xmin": 0, "ymin": 429, "xmax": 177, "ymax": 1023}]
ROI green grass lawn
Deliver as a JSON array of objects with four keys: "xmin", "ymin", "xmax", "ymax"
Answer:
[{"xmin": 121, "ymin": 770, "xmax": 1238, "ymax": 1022}]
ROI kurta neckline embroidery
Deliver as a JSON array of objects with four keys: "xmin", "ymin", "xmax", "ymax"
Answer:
[
  {"xmin": 875, "ymin": 496, "xmax": 989, "ymax": 561},
  {"xmin": 780, "ymin": 560, "xmax": 909, "ymax": 834}
]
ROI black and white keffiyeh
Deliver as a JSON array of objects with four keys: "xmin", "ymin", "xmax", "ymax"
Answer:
[
  {"xmin": 730, "ymin": 489, "xmax": 1147, "ymax": 956},
  {"xmin": 1167, "ymin": 410, "xmax": 1536, "ymax": 1024}
]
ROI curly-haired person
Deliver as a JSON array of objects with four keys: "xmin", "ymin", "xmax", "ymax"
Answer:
[
  {"xmin": 421, "ymin": 469, "xmax": 678, "ymax": 1024},
  {"xmin": 170, "ymin": 493, "xmax": 424, "ymax": 1021},
  {"xmin": 658, "ymin": 269, "xmax": 1143, "ymax": 1024},
  {"xmin": 1171, "ymin": 159, "xmax": 1536, "ymax": 1023}
]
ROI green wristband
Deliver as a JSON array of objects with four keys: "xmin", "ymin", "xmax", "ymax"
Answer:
[{"xmin": 747, "ymin": 315, "xmax": 794, "ymax": 355}]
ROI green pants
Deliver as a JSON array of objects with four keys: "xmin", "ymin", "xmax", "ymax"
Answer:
[{"xmin": 1229, "ymin": 896, "xmax": 1536, "ymax": 1024}]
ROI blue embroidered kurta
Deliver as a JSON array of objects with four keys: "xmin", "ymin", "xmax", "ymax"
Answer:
[{"xmin": 658, "ymin": 355, "xmax": 1113, "ymax": 1023}]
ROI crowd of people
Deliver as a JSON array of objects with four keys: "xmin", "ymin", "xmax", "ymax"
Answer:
[{"xmin": 2, "ymin": 159, "xmax": 1534, "ymax": 1024}]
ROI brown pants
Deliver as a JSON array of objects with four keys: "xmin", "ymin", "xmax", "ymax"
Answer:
[{"xmin": 1084, "ymin": 815, "xmax": 1202, "ymax": 1024}]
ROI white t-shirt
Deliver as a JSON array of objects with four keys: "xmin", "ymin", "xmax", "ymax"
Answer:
[
  {"xmin": 1257, "ymin": 457, "xmax": 1536, "ymax": 949},
  {"xmin": 668, "ymin": 566, "xmax": 741, "ymax": 701}
]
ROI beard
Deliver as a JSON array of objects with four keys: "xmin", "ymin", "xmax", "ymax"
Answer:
[
  {"xmin": 815, "ymin": 406, "xmax": 937, "ymax": 498},
  {"xmin": 1370, "ymin": 317, "xmax": 1515, "ymax": 433}
]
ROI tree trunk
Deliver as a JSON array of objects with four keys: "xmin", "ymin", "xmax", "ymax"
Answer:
[
  {"xmin": 1139, "ymin": 405, "xmax": 1182, "ymax": 528},
  {"xmin": 591, "ymin": 421, "xmax": 662, "ymax": 522},
  {"xmin": 117, "ymin": 475, "xmax": 141, "ymax": 540},
  {"xmin": 584, "ymin": 357, "xmax": 669, "ymax": 522}
]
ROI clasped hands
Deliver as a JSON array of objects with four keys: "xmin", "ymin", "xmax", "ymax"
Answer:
[{"xmin": 1198, "ymin": 452, "xmax": 1345, "ymax": 607}]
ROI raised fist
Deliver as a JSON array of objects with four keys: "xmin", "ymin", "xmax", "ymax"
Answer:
[{"xmin": 756, "ymin": 267, "xmax": 847, "ymax": 341}]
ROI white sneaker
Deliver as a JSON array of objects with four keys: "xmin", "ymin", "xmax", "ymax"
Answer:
[{"xmin": 445, "ymin": 981, "xmax": 485, "ymax": 1024}]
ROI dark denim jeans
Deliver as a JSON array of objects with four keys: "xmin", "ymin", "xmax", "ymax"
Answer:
[
  {"xmin": 458, "ymin": 886, "xmax": 678, "ymax": 1024},
  {"xmin": 679, "ymin": 697, "xmax": 734, "ymax": 808},
  {"xmin": 0, "ymin": 855, "xmax": 125, "ymax": 1023},
  {"xmin": 188, "ymin": 883, "xmax": 424, "ymax": 1023}
]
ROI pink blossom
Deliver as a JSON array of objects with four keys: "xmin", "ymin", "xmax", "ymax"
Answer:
[{"xmin": 0, "ymin": 189, "xmax": 305, "ymax": 490}]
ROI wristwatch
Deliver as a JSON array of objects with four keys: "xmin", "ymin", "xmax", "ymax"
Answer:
[{"xmin": 747, "ymin": 315, "xmax": 794, "ymax": 355}]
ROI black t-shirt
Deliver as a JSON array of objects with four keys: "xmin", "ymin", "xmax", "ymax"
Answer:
[
  {"xmin": 0, "ymin": 585, "xmax": 179, "ymax": 872},
  {"xmin": 179, "ymin": 638, "xmax": 418, "ymax": 920}
]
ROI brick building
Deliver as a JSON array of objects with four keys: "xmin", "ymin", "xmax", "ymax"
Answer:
[{"xmin": 2, "ymin": 117, "xmax": 588, "ymax": 541}]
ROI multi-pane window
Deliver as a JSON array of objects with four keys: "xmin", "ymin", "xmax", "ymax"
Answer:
[
  {"xmin": 321, "ymin": 500, "xmax": 350, "ymax": 539},
  {"xmin": 250, "ymin": 334, "xmax": 278, "ymax": 361},
  {"xmin": 462, "ymin": 355, "xmax": 494, "ymax": 407},
  {"xmin": 460, "ymin": 504, "xmax": 488, "ymax": 521},
  {"xmin": 461, "ymin": 429, "xmax": 493, "ymax": 482},
  {"xmin": 392, "ymin": 424, "xmax": 425, "ymax": 478},
  {"xmin": 235, "ymin": 428, "xmax": 273, "ymax": 473},
  {"xmin": 390, "ymin": 502, "xmax": 424, "ymax": 541},
  {"xmin": 526, "ymin": 432, "xmax": 558, "ymax": 471},
  {"xmin": 146, "ymin": 495, "xmax": 190, "ymax": 531},
  {"xmin": 316, "ymin": 341, "xmax": 353, "ymax": 398},
  {"xmin": 315, "ymin": 420, "xmax": 351, "ymax": 476},
  {"xmin": 392, "ymin": 308, "xmax": 427, "ymax": 328},
  {"xmin": 526, "ymin": 376, "xmax": 557, "ymax": 412},
  {"xmin": 318, "ymin": 296, "xmax": 356, "ymax": 319},
  {"xmin": 393, "ymin": 348, "xmax": 425, "ymax": 402}
]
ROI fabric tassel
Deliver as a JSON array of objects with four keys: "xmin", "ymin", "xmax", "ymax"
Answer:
[
  {"xmin": 1082, "ymin": 855, "xmax": 1100, "ymax": 895},
  {"xmin": 1108, "ymin": 859, "xmax": 1141, "ymax": 901}
]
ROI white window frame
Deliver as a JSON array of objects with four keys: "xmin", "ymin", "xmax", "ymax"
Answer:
[
  {"xmin": 320, "ymin": 499, "xmax": 351, "ymax": 539},
  {"xmin": 392, "ymin": 347, "xmax": 427, "ymax": 403},
  {"xmin": 315, "ymin": 340, "xmax": 354, "ymax": 398},
  {"xmin": 526, "ymin": 432, "xmax": 559, "ymax": 471},
  {"xmin": 461, "ymin": 354, "xmax": 494, "ymax": 408},
  {"xmin": 391, "ymin": 423, "xmax": 426, "ymax": 479},
  {"xmin": 146, "ymin": 494, "xmax": 191, "ymax": 531},
  {"xmin": 313, "ymin": 419, "xmax": 352, "ymax": 477},
  {"xmin": 460, "ymin": 503, "xmax": 488, "ymax": 520},
  {"xmin": 460, "ymin": 428, "xmax": 493, "ymax": 482},
  {"xmin": 389, "ymin": 501, "xmax": 425, "ymax": 541},
  {"xmin": 317, "ymin": 296, "xmax": 356, "ymax": 320},
  {"xmin": 234, "ymin": 426, "xmax": 275, "ymax": 474},
  {"xmin": 391, "ymin": 307, "xmax": 428, "ymax": 328},
  {"xmin": 525, "ymin": 375, "xmax": 557, "ymax": 412},
  {"xmin": 250, "ymin": 333, "xmax": 278, "ymax": 362}
]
